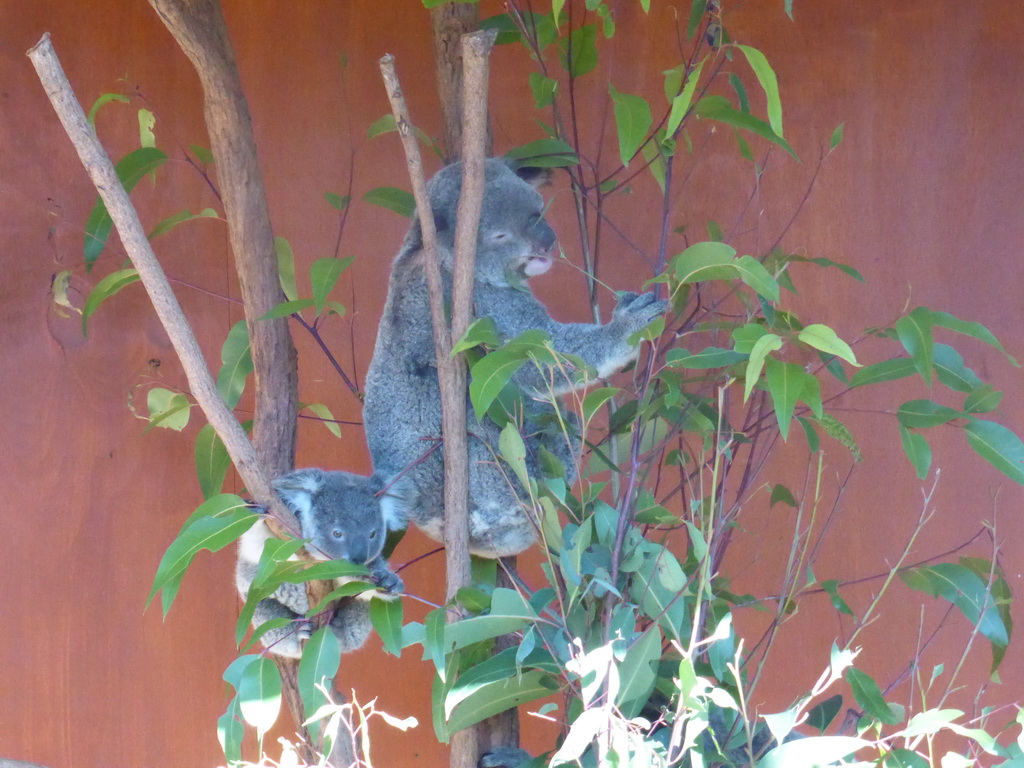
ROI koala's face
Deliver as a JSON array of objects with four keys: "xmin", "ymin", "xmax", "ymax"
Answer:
[
  {"xmin": 273, "ymin": 469, "xmax": 386, "ymax": 565},
  {"xmin": 428, "ymin": 159, "xmax": 557, "ymax": 288}
]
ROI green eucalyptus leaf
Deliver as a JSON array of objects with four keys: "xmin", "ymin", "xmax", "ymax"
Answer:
[
  {"xmin": 303, "ymin": 402, "xmax": 341, "ymax": 438},
  {"xmin": 734, "ymin": 254, "xmax": 780, "ymax": 302},
  {"xmin": 615, "ymin": 627, "xmax": 661, "ymax": 718},
  {"xmin": 666, "ymin": 57, "xmax": 706, "ymax": 136},
  {"xmin": 149, "ymin": 494, "xmax": 256, "ymax": 613},
  {"xmin": 736, "ymin": 44, "xmax": 784, "ymax": 136},
  {"xmin": 529, "ymin": 72, "xmax": 558, "ymax": 108},
  {"xmin": 559, "ymin": 24, "xmax": 598, "ymax": 77},
  {"xmin": 964, "ymin": 384, "xmax": 1002, "ymax": 414},
  {"xmin": 850, "ymin": 358, "xmax": 916, "ymax": 388},
  {"xmin": 896, "ymin": 399, "xmax": 961, "ymax": 429},
  {"xmin": 275, "ymin": 237, "xmax": 298, "ymax": 301},
  {"xmin": 929, "ymin": 309, "xmax": 1018, "ymax": 366},
  {"xmin": 86, "ymin": 92, "xmax": 129, "ymax": 126},
  {"xmin": 895, "ymin": 308, "xmax": 935, "ymax": 383},
  {"xmin": 147, "ymin": 208, "xmax": 218, "ymax": 241},
  {"xmin": 845, "ymin": 667, "xmax": 900, "ymax": 725},
  {"xmin": 259, "ymin": 299, "xmax": 317, "ymax": 320},
  {"xmin": 217, "ymin": 320, "xmax": 253, "ymax": 410},
  {"xmin": 765, "ymin": 359, "xmax": 804, "ymax": 440},
  {"xmin": 238, "ymin": 655, "xmax": 282, "ymax": 735},
  {"xmin": 195, "ymin": 423, "xmax": 231, "ymax": 499},
  {"xmin": 964, "ymin": 420, "xmax": 1024, "ymax": 485},
  {"xmin": 673, "ymin": 240, "xmax": 737, "ymax": 283},
  {"xmin": 505, "ymin": 138, "xmax": 579, "ymax": 168},
  {"xmin": 298, "ymin": 627, "xmax": 341, "ymax": 742},
  {"xmin": 310, "ymin": 256, "xmax": 355, "ymax": 314},
  {"xmin": 744, "ymin": 332, "xmax": 783, "ymax": 401},
  {"xmin": 666, "ymin": 346, "xmax": 747, "ymax": 369},
  {"xmin": 370, "ymin": 597, "xmax": 404, "ymax": 657},
  {"xmin": 364, "ymin": 186, "xmax": 415, "ymax": 218},
  {"xmin": 609, "ymin": 85, "xmax": 652, "ymax": 166},
  {"xmin": 84, "ymin": 147, "xmax": 167, "ymax": 268},
  {"xmin": 81, "ymin": 268, "xmax": 140, "ymax": 336},
  {"xmin": 806, "ymin": 694, "xmax": 843, "ymax": 733},
  {"xmin": 899, "ymin": 425, "xmax": 932, "ymax": 480},
  {"xmin": 217, "ymin": 695, "xmax": 244, "ymax": 764},
  {"xmin": 146, "ymin": 387, "xmax": 191, "ymax": 432},
  {"xmin": 934, "ymin": 343, "xmax": 982, "ymax": 393},
  {"xmin": 695, "ymin": 95, "xmax": 798, "ymax": 159},
  {"xmin": 797, "ymin": 324, "xmax": 859, "ymax": 366},
  {"xmin": 900, "ymin": 562, "xmax": 1010, "ymax": 652}
]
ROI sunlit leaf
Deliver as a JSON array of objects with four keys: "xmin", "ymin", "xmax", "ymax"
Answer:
[{"xmin": 238, "ymin": 655, "xmax": 282, "ymax": 735}]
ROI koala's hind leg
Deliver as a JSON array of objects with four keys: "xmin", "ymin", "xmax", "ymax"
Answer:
[
  {"xmin": 252, "ymin": 592, "xmax": 312, "ymax": 659},
  {"xmin": 467, "ymin": 495, "xmax": 537, "ymax": 558},
  {"xmin": 328, "ymin": 598, "xmax": 374, "ymax": 653}
]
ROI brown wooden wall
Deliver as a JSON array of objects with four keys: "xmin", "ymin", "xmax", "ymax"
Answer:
[{"xmin": 2, "ymin": 2, "xmax": 1023, "ymax": 766}]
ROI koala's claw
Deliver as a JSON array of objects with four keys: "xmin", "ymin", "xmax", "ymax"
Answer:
[
  {"xmin": 370, "ymin": 563, "xmax": 405, "ymax": 595},
  {"xmin": 614, "ymin": 290, "xmax": 668, "ymax": 329}
]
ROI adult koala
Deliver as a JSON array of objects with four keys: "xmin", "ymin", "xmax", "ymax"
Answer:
[{"xmin": 362, "ymin": 158, "xmax": 666, "ymax": 558}]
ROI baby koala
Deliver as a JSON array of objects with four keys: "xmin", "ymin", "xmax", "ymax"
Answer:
[{"xmin": 235, "ymin": 468, "xmax": 405, "ymax": 658}]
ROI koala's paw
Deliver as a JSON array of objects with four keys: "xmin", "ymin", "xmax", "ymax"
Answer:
[
  {"xmin": 613, "ymin": 291, "xmax": 668, "ymax": 332},
  {"xmin": 479, "ymin": 746, "xmax": 533, "ymax": 768},
  {"xmin": 370, "ymin": 562, "xmax": 405, "ymax": 596}
]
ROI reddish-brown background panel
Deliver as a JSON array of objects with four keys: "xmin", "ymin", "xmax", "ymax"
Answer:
[{"xmin": 1, "ymin": 2, "xmax": 1022, "ymax": 767}]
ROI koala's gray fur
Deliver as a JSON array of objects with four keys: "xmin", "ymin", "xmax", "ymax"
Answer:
[
  {"xmin": 235, "ymin": 468, "xmax": 405, "ymax": 659},
  {"xmin": 361, "ymin": 158, "xmax": 668, "ymax": 558}
]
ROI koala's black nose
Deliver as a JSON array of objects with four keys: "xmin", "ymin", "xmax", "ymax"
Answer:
[
  {"xmin": 531, "ymin": 217, "xmax": 556, "ymax": 253},
  {"xmin": 348, "ymin": 538, "xmax": 369, "ymax": 564}
]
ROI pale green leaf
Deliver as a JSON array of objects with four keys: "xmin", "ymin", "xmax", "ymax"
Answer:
[
  {"xmin": 797, "ymin": 324, "xmax": 859, "ymax": 366},
  {"xmin": 744, "ymin": 332, "xmax": 783, "ymax": 401},
  {"xmin": 737, "ymin": 45, "xmax": 783, "ymax": 137}
]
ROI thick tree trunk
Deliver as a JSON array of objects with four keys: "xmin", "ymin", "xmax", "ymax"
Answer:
[
  {"xmin": 431, "ymin": 2, "xmax": 494, "ymax": 162},
  {"xmin": 147, "ymin": 0, "xmax": 298, "ymax": 478}
]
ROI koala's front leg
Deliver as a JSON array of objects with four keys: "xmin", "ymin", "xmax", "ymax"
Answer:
[
  {"xmin": 367, "ymin": 558, "xmax": 404, "ymax": 597},
  {"xmin": 591, "ymin": 291, "xmax": 668, "ymax": 379}
]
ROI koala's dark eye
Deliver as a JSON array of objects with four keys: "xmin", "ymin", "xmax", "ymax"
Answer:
[
  {"xmin": 332, "ymin": 528, "xmax": 344, "ymax": 539},
  {"xmin": 490, "ymin": 231, "xmax": 510, "ymax": 241},
  {"xmin": 368, "ymin": 530, "xmax": 378, "ymax": 540}
]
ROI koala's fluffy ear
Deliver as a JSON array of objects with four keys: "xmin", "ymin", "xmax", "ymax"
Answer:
[
  {"xmin": 505, "ymin": 162, "xmax": 553, "ymax": 189},
  {"xmin": 272, "ymin": 468, "xmax": 325, "ymax": 519}
]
